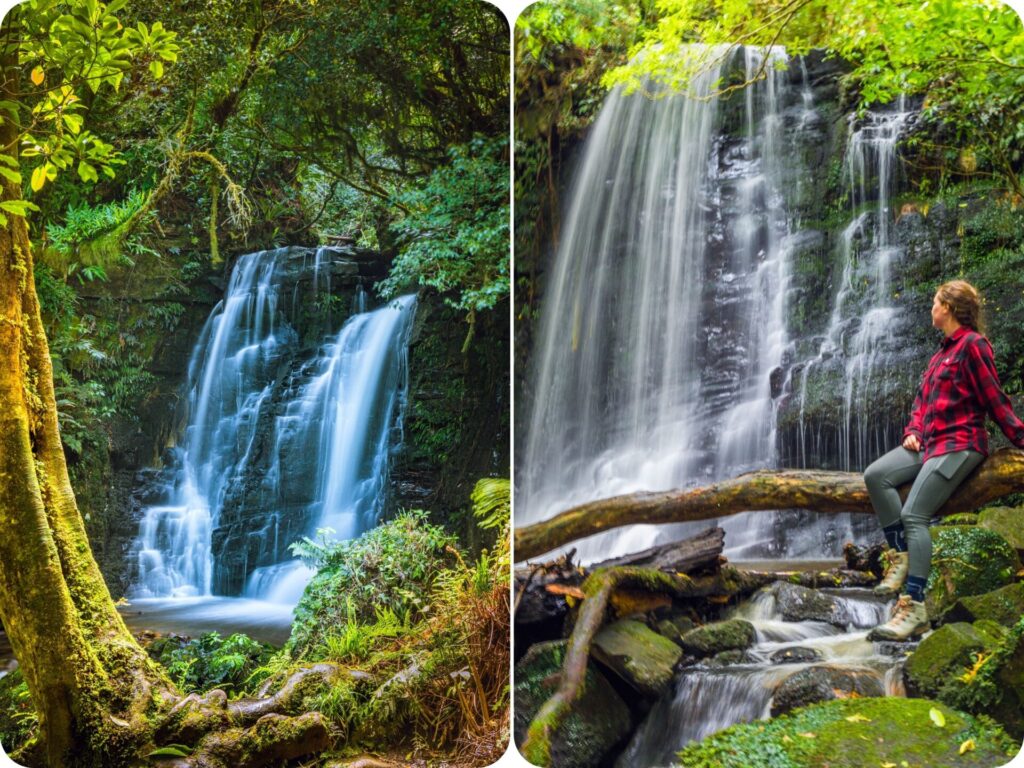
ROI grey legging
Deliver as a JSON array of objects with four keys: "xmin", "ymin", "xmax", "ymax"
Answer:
[{"xmin": 863, "ymin": 447, "xmax": 984, "ymax": 581}]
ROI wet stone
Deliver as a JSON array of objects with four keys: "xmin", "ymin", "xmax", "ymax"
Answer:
[
  {"xmin": 770, "ymin": 666, "xmax": 885, "ymax": 717},
  {"xmin": 707, "ymin": 649, "xmax": 747, "ymax": 667},
  {"xmin": 769, "ymin": 582, "xmax": 852, "ymax": 628},
  {"xmin": 770, "ymin": 646, "xmax": 822, "ymax": 664},
  {"xmin": 679, "ymin": 619, "xmax": 756, "ymax": 657},
  {"xmin": 592, "ymin": 619, "xmax": 683, "ymax": 698}
]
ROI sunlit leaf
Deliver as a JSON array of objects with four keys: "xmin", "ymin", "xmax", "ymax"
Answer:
[
  {"xmin": 30, "ymin": 66, "xmax": 44, "ymax": 86},
  {"xmin": 929, "ymin": 707, "xmax": 946, "ymax": 728}
]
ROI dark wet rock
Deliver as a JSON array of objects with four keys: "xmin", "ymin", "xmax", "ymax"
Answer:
[
  {"xmin": 707, "ymin": 649, "xmax": 747, "ymax": 666},
  {"xmin": 679, "ymin": 619, "xmax": 756, "ymax": 657},
  {"xmin": 873, "ymin": 640, "xmax": 919, "ymax": 658},
  {"xmin": 770, "ymin": 646, "xmax": 823, "ymax": 664},
  {"xmin": 514, "ymin": 640, "xmax": 632, "ymax": 768},
  {"xmin": 941, "ymin": 582, "xmax": 1024, "ymax": 628},
  {"xmin": 592, "ymin": 619, "xmax": 683, "ymax": 698},
  {"xmin": 770, "ymin": 666, "xmax": 885, "ymax": 717},
  {"xmin": 769, "ymin": 582, "xmax": 852, "ymax": 627}
]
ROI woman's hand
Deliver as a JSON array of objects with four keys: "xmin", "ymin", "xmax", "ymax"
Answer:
[{"xmin": 903, "ymin": 434, "xmax": 921, "ymax": 452}]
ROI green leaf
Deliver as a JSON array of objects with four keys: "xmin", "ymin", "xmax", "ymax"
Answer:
[
  {"xmin": 149, "ymin": 60, "xmax": 164, "ymax": 79},
  {"xmin": 929, "ymin": 707, "xmax": 946, "ymax": 728},
  {"xmin": 77, "ymin": 161, "xmax": 98, "ymax": 183},
  {"xmin": 0, "ymin": 200, "xmax": 41, "ymax": 216},
  {"xmin": 0, "ymin": 167, "xmax": 21, "ymax": 184},
  {"xmin": 147, "ymin": 745, "xmax": 193, "ymax": 758},
  {"xmin": 30, "ymin": 164, "xmax": 48, "ymax": 191},
  {"xmin": 62, "ymin": 113, "xmax": 83, "ymax": 135}
]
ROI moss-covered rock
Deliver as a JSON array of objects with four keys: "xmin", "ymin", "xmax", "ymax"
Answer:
[
  {"xmin": 978, "ymin": 506, "xmax": 1024, "ymax": 557},
  {"xmin": 904, "ymin": 622, "xmax": 1000, "ymax": 698},
  {"xmin": 925, "ymin": 526, "xmax": 1020, "ymax": 616},
  {"xmin": 942, "ymin": 582, "xmax": 1024, "ymax": 628},
  {"xmin": 513, "ymin": 640, "xmax": 631, "ymax": 768},
  {"xmin": 767, "ymin": 582, "xmax": 852, "ymax": 628},
  {"xmin": 680, "ymin": 619, "xmax": 756, "ymax": 657},
  {"xmin": 591, "ymin": 619, "xmax": 683, "ymax": 697},
  {"xmin": 770, "ymin": 666, "xmax": 885, "ymax": 717},
  {"xmin": 938, "ymin": 511, "xmax": 980, "ymax": 527},
  {"xmin": 653, "ymin": 614, "xmax": 696, "ymax": 646},
  {"xmin": 675, "ymin": 697, "xmax": 1018, "ymax": 768}
]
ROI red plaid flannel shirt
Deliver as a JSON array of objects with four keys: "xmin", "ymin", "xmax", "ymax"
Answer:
[{"xmin": 904, "ymin": 326, "xmax": 1024, "ymax": 461}]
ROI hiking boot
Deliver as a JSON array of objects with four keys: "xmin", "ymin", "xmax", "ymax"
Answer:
[
  {"xmin": 868, "ymin": 595, "xmax": 930, "ymax": 641},
  {"xmin": 873, "ymin": 550, "xmax": 909, "ymax": 598}
]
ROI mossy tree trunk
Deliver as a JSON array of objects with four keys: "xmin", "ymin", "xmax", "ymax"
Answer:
[{"xmin": 0, "ymin": 52, "xmax": 172, "ymax": 766}]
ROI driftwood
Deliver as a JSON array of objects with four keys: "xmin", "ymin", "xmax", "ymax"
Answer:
[
  {"xmin": 514, "ymin": 527, "xmax": 725, "ymax": 629},
  {"xmin": 515, "ymin": 448, "xmax": 1024, "ymax": 561}
]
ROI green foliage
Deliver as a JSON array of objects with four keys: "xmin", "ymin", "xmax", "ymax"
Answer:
[
  {"xmin": 379, "ymin": 136, "xmax": 509, "ymax": 314},
  {"xmin": 45, "ymin": 190, "xmax": 154, "ymax": 271},
  {"xmin": 147, "ymin": 632, "xmax": 275, "ymax": 696},
  {"xmin": 675, "ymin": 697, "xmax": 1016, "ymax": 768},
  {"xmin": 470, "ymin": 477, "xmax": 511, "ymax": 531},
  {"xmin": 0, "ymin": 670, "xmax": 37, "ymax": 755},
  {"xmin": 287, "ymin": 510, "xmax": 458, "ymax": 657},
  {"xmin": 602, "ymin": 0, "xmax": 1024, "ymax": 197}
]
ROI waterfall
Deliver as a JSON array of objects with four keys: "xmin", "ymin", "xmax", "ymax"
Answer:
[
  {"xmin": 519, "ymin": 46, "xmax": 812, "ymax": 562},
  {"xmin": 793, "ymin": 97, "xmax": 913, "ymax": 470},
  {"xmin": 130, "ymin": 248, "xmax": 416, "ymax": 602}
]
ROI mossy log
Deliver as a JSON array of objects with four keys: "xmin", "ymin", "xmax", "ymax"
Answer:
[{"xmin": 515, "ymin": 449, "xmax": 1024, "ymax": 561}]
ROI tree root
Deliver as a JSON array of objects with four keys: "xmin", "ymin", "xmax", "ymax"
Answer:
[
  {"xmin": 152, "ymin": 663, "xmax": 351, "ymax": 766},
  {"xmin": 514, "ymin": 449, "xmax": 1024, "ymax": 560}
]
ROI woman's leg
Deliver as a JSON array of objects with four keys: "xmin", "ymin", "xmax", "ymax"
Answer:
[
  {"xmin": 863, "ymin": 446, "xmax": 924, "ymax": 551},
  {"xmin": 899, "ymin": 450, "xmax": 986, "ymax": 602}
]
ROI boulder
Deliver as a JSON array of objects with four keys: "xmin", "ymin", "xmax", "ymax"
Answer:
[
  {"xmin": 708, "ymin": 649, "xmax": 747, "ymax": 666},
  {"xmin": 903, "ymin": 622, "xmax": 1001, "ymax": 697},
  {"xmin": 768, "ymin": 582, "xmax": 851, "ymax": 627},
  {"xmin": 652, "ymin": 614, "xmax": 696, "ymax": 646},
  {"xmin": 770, "ymin": 646, "xmax": 822, "ymax": 664},
  {"xmin": 770, "ymin": 666, "xmax": 885, "ymax": 717},
  {"xmin": 591, "ymin": 619, "xmax": 683, "ymax": 697},
  {"xmin": 679, "ymin": 619, "xmax": 756, "ymax": 657},
  {"xmin": 942, "ymin": 582, "xmax": 1024, "ymax": 628},
  {"xmin": 514, "ymin": 640, "xmax": 631, "ymax": 768},
  {"xmin": 925, "ymin": 526, "xmax": 1020, "ymax": 616},
  {"xmin": 978, "ymin": 506, "xmax": 1024, "ymax": 557}
]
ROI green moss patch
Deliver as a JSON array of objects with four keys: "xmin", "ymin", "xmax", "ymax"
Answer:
[
  {"xmin": 904, "ymin": 622, "xmax": 1000, "ymax": 698},
  {"xmin": 591, "ymin": 619, "xmax": 683, "ymax": 697},
  {"xmin": 680, "ymin": 619, "xmax": 756, "ymax": 657},
  {"xmin": 943, "ymin": 583, "xmax": 1024, "ymax": 628},
  {"xmin": 676, "ymin": 698, "xmax": 1016, "ymax": 768},
  {"xmin": 978, "ymin": 507, "xmax": 1024, "ymax": 556}
]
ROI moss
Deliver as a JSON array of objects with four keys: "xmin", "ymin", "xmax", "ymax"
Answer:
[
  {"xmin": 926, "ymin": 526, "xmax": 1020, "ymax": 616},
  {"xmin": 676, "ymin": 697, "xmax": 1017, "ymax": 768},
  {"xmin": 977, "ymin": 506, "xmax": 1024, "ymax": 555},
  {"xmin": 513, "ymin": 640, "xmax": 631, "ymax": 768},
  {"xmin": 939, "ymin": 512, "xmax": 979, "ymax": 527},
  {"xmin": 680, "ymin": 619, "xmax": 756, "ymax": 657},
  {"xmin": 944, "ymin": 583, "xmax": 1024, "ymax": 628},
  {"xmin": 904, "ymin": 622, "xmax": 999, "ymax": 698},
  {"xmin": 591, "ymin": 619, "xmax": 683, "ymax": 697}
]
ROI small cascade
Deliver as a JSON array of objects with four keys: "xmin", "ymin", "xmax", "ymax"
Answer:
[
  {"xmin": 618, "ymin": 588, "xmax": 905, "ymax": 768},
  {"xmin": 130, "ymin": 248, "xmax": 415, "ymax": 603},
  {"xmin": 793, "ymin": 98, "xmax": 913, "ymax": 470}
]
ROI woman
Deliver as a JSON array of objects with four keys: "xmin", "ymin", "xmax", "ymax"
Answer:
[{"xmin": 864, "ymin": 279, "xmax": 1024, "ymax": 641}]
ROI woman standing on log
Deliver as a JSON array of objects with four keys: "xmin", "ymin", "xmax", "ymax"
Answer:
[{"xmin": 864, "ymin": 280, "xmax": 1024, "ymax": 641}]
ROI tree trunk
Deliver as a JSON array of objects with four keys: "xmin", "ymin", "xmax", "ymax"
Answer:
[{"xmin": 514, "ymin": 449, "xmax": 1024, "ymax": 561}]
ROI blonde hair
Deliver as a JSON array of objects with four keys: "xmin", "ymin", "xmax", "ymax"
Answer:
[{"xmin": 936, "ymin": 280, "xmax": 985, "ymax": 334}]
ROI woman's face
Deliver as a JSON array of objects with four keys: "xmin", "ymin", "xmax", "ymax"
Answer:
[{"xmin": 931, "ymin": 293, "xmax": 951, "ymax": 330}]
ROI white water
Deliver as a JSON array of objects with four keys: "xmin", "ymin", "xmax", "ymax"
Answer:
[
  {"xmin": 519, "ymin": 46, "xmax": 817, "ymax": 562},
  {"xmin": 130, "ymin": 248, "xmax": 416, "ymax": 610},
  {"xmin": 618, "ymin": 587, "xmax": 907, "ymax": 767}
]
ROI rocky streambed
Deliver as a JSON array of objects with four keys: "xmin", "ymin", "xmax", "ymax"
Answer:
[{"xmin": 515, "ymin": 513, "xmax": 1024, "ymax": 768}]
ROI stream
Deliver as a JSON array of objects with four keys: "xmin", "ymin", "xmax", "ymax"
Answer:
[{"xmin": 618, "ymin": 576, "xmax": 909, "ymax": 767}]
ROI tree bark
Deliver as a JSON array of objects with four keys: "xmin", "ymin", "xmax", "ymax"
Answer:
[{"xmin": 514, "ymin": 449, "xmax": 1024, "ymax": 561}]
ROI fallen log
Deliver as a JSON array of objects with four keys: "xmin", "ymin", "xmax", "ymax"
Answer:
[{"xmin": 515, "ymin": 448, "xmax": 1024, "ymax": 561}]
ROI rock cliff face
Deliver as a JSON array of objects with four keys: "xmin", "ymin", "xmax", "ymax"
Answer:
[
  {"xmin": 86, "ymin": 245, "xmax": 507, "ymax": 597},
  {"xmin": 517, "ymin": 47, "xmax": 1021, "ymax": 492}
]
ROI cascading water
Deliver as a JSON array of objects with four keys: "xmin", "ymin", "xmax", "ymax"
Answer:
[
  {"xmin": 130, "ymin": 248, "xmax": 415, "ymax": 609},
  {"xmin": 618, "ymin": 587, "xmax": 903, "ymax": 767},
  {"xmin": 794, "ymin": 97, "xmax": 913, "ymax": 471},
  {"xmin": 519, "ymin": 46, "xmax": 818, "ymax": 562}
]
